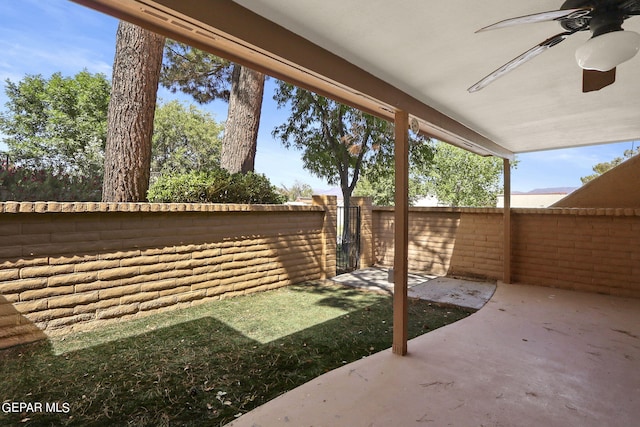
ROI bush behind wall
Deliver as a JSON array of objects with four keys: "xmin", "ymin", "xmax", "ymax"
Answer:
[{"xmin": 147, "ymin": 169, "xmax": 286, "ymax": 204}]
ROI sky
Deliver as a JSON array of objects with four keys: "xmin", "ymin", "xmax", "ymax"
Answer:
[{"xmin": 0, "ymin": 0, "xmax": 637, "ymax": 193}]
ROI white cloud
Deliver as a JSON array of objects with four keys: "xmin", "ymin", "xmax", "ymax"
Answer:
[
  {"xmin": 0, "ymin": 38, "xmax": 112, "ymax": 80},
  {"xmin": 0, "ymin": 0, "xmax": 117, "ymax": 81}
]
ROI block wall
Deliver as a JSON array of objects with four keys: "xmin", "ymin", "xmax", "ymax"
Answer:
[
  {"xmin": 512, "ymin": 208, "xmax": 640, "ymax": 297},
  {"xmin": 313, "ymin": 195, "xmax": 337, "ymax": 278},
  {"xmin": 373, "ymin": 207, "xmax": 503, "ymax": 279},
  {"xmin": 0, "ymin": 201, "xmax": 332, "ymax": 349},
  {"xmin": 351, "ymin": 197, "xmax": 374, "ymax": 269},
  {"xmin": 373, "ymin": 207, "xmax": 640, "ymax": 297}
]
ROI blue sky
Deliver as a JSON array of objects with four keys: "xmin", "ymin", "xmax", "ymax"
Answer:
[{"xmin": 0, "ymin": 0, "xmax": 637, "ymax": 193}]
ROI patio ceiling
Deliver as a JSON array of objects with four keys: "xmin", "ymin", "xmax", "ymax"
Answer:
[{"xmin": 72, "ymin": 0, "xmax": 640, "ymax": 159}]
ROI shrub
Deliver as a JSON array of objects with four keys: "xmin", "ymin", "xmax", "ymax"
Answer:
[
  {"xmin": 147, "ymin": 169, "xmax": 285, "ymax": 204},
  {"xmin": 0, "ymin": 165, "xmax": 102, "ymax": 201}
]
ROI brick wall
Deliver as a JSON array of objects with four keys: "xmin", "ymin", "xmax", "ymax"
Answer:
[
  {"xmin": 0, "ymin": 200, "xmax": 336, "ymax": 349},
  {"xmin": 373, "ymin": 207, "xmax": 503, "ymax": 279},
  {"xmin": 373, "ymin": 207, "xmax": 640, "ymax": 297},
  {"xmin": 512, "ymin": 208, "xmax": 640, "ymax": 296},
  {"xmin": 352, "ymin": 197, "xmax": 374, "ymax": 268},
  {"xmin": 3, "ymin": 200, "xmax": 638, "ymax": 349}
]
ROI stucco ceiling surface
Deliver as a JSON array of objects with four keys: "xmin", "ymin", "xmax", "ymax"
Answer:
[{"xmin": 234, "ymin": 0, "xmax": 640, "ymax": 153}]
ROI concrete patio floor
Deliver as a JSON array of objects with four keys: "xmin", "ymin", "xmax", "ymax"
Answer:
[
  {"xmin": 330, "ymin": 267, "xmax": 497, "ymax": 310},
  {"xmin": 228, "ymin": 282, "xmax": 640, "ymax": 427}
]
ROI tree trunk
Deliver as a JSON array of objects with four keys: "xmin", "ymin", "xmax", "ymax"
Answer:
[
  {"xmin": 102, "ymin": 21, "xmax": 165, "ymax": 202},
  {"xmin": 220, "ymin": 65, "xmax": 265, "ymax": 174}
]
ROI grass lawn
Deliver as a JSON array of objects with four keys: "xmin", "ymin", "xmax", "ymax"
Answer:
[{"xmin": 0, "ymin": 282, "xmax": 473, "ymax": 426}]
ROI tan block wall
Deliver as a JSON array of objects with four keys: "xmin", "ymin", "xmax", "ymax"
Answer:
[
  {"xmin": 373, "ymin": 207, "xmax": 503, "ymax": 279},
  {"xmin": 512, "ymin": 208, "xmax": 640, "ymax": 297},
  {"xmin": 351, "ymin": 197, "xmax": 374, "ymax": 268},
  {"xmin": 313, "ymin": 195, "xmax": 337, "ymax": 278},
  {"xmin": 552, "ymin": 153, "xmax": 640, "ymax": 208},
  {"xmin": 373, "ymin": 207, "xmax": 640, "ymax": 298},
  {"xmin": 0, "ymin": 200, "xmax": 336, "ymax": 349}
]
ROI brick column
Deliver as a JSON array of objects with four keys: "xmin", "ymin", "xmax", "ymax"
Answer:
[
  {"xmin": 313, "ymin": 195, "xmax": 337, "ymax": 279},
  {"xmin": 351, "ymin": 196, "xmax": 373, "ymax": 268}
]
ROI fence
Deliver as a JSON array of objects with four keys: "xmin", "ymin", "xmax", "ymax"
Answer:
[
  {"xmin": 0, "ymin": 197, "xmax": 337, "ymax": 349},
  {"xmin": 336, "ymin": 205, "xmax": 360, "ymax": 274},
  {"xmin": 2, "ymin": 197, "xmax": 639, "ymax": 349},
  {"xmin": 372, "ymin": 206, "xmax": 640, "ymax": 298}
]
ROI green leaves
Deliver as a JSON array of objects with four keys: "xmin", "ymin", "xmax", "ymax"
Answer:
[
  {"xmin": 147, "ymin": 169, "xmax": 285, "ymax": 204},
  {"xmin": 0, "ymin": 70, "xmax": 110, "ymax": 177},
  {"xmin": 160, "ymin": 40, "xmax": 233, "ymax": 103},
  {"xmin": 580, "ymin": 146, "xmax": 640, "ymax": 184},
  {"xmin": 272, "ymin": 83, "xmax": 397, "ymax": 193},
  {"xmin": 355, "ymin": 140, "xmax": 506, "ymax": 207},
  {"xmin": 420, "ymin": 142, "xmax": 505, "ymax": 207},
  {"xmin": 279, "ymin": 181, "xmax": 314, "ymax": 202},
  {"xmin": 0, "ymin": 69, "xmax": 228, "ymax": 201},
  {"xmin": 0, "ymin": 165, "xmax": 102, "ymax": 201},
  {"xmin": 151, "ymin": 100, "xmax": 223, "ymax": 175}
]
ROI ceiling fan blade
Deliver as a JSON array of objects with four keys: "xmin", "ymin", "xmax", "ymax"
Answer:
[
  {"xmin": 468, "ymin": 32, "xmax": 573, "ymax": 93},
  {"xmin": 620, "ymin": 0, "xmax": 640, "ymax": 15},
  {"xmin": 476, "ymin": 8, "xmax": 592, "ymax": 32},
  {"xmin": 582, "ymin": 68, "xmax": 616, "ymax": 92}
]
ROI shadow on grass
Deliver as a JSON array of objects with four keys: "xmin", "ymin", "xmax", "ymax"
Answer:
[
  {"xmin": 0, "ymin": 285, "xmax": 473, "ymax": 427},
  {"xmin": 287, "ymin": 282, "xmax": 382, "ymax": 311}
]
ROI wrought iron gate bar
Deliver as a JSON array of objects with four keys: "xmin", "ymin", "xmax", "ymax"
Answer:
[{"xmin": 336, "ymin": 205, "xmax": 361, "ymax": 274}]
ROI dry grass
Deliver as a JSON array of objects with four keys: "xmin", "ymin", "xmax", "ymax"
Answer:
[{"xmin": 0, "ymin": 282, "xmax": 472, "ymax": 426}]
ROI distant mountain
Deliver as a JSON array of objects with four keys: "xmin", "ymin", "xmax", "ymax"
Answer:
[{"xmin": 513, "ymin": 187, "xmax": 577, "ymax": 195}]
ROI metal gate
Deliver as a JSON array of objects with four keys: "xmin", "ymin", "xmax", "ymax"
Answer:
[{"xmin": 337, "ymin": 205, "xmax": 361, "ymax": 274}]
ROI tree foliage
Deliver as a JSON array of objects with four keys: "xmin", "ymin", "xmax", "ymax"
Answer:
[
  {"xmin": 419, "ymin": 142, "xmax": 505, "ymax": 207},
  {"xmin": 0, "ymin": 165, "xmax": 101, "ymax": 201},
  {"xmin": 160, "ymin": 41, "xmax": 265, "ymax": 174},
  {"xmin": 0, "ymin": 70, "xmax": 110, "ymax": 179},
  {"xmin": 152, "ymin": 100, "xmax": 223, "ymax": 175},
  {"xmin": 272, "ymin": 83, "xmax": 434, "ymax": 251},
  {"xmin": 272, "ymin": 83, "xmax": 433, "ymax": 203},
  {"xmin": 147, "ymin": 169, "xmax": 284, "ymax": 204},
  {"xmin": 354, "ymin": 173, "xmax": 425, "ymax": 206},
  {"xmin": 581, "ymin": 146, "xmax": 640, "ymax": 184},
  {"xmin": 273, "ymin": 84, "xmax": 376, "ymax": 195},
  {"xmin": 161, "ymin": 40, "xmax": 233, "ymax": 103},
  {"xmin": 279, "ymin": 180, "xmax": 314, "ymax": 202},
  {"xmin": 356, "ymin": 141, "xmax": 507, "ymax": 207},
  {"xmin": 0, "ymin": 69, "xmax": 229, "ymax": 201}
]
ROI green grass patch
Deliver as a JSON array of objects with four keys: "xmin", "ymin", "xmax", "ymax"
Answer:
[{"xmin": 0, "ymin": 282, "xmax": 472, "ymax": 426}]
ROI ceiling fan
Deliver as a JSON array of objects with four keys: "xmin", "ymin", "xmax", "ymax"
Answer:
[{"xmin": 468, "ymin": 0, "xmax": 640, "ymax": 93}]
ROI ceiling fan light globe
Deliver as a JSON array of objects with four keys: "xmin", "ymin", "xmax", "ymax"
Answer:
[{"xmin": 575, "ymin": 30, "xmax": 640, "ymax": 71}]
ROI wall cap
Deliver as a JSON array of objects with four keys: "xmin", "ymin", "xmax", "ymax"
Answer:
[
  {"xmin": 512, "ymin": 207, "xmax": 640, "ymax": 216},
  {"xmin": 0, "ymin": 201, "xmax": 324, "ymax": 214},
  {"xmin": 372, "ymin": 206, "xmax": 503, "ymax": 214},
  {"xmin": 371, "ymin": 206, "xmax": 640, "ymax": 216}
]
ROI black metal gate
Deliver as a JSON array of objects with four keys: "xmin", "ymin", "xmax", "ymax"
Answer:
[{"xmin": 337, "ymin": 205, "xmax": 361, "ymax": 274}]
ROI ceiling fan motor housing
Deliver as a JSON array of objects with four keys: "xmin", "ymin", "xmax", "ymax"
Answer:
[
  {"xmin": 560, "ymin": 0, "xmax": 629, "ymax": 35},
  {"xmin": 469, "ymin": 0, "xmax": 640, "ymax": 92},
  {"xmin": 589, "ymin": 9, "xmax": 625, "ymax": 36},
  {"xmin": 560, "ymin": 0, "xmax": 593, "ymax": 31}
]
